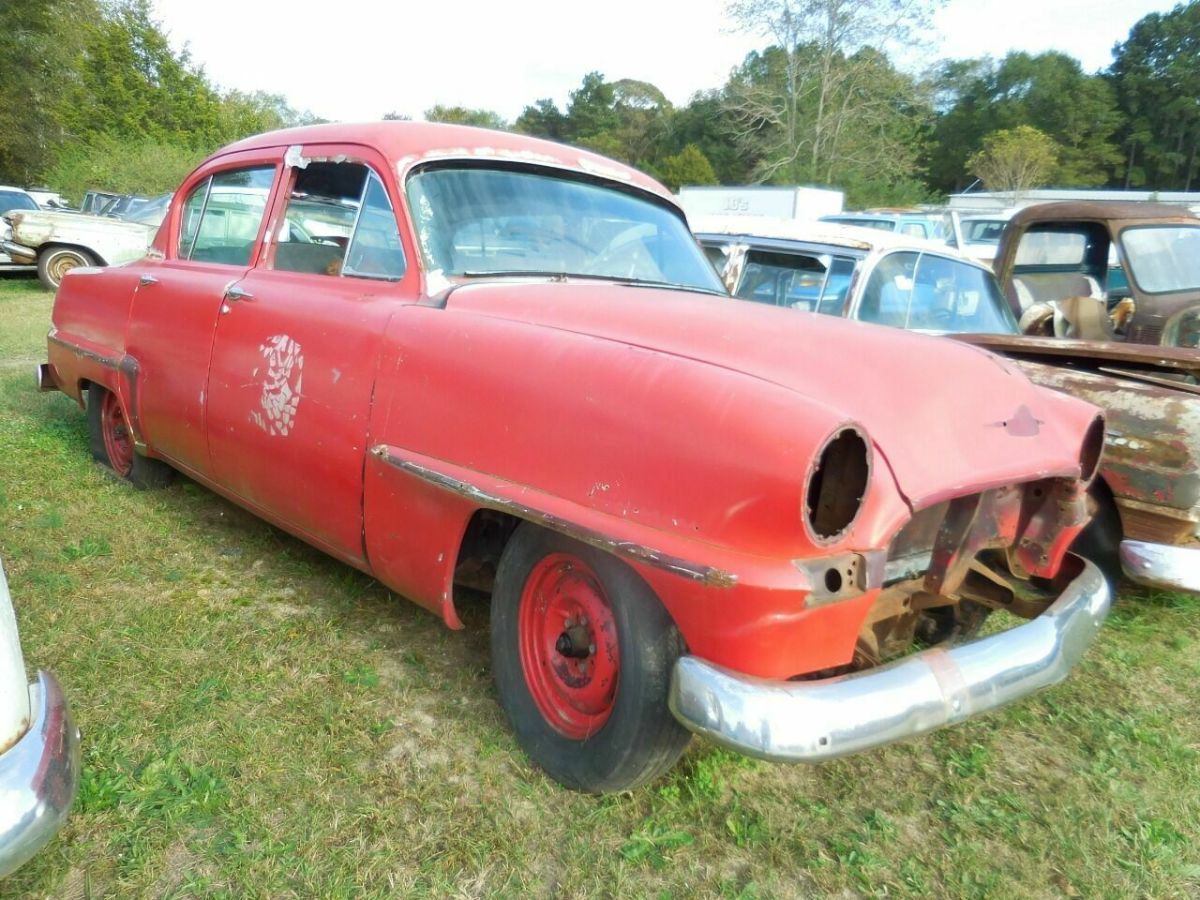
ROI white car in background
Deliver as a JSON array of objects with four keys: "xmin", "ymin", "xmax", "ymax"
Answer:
[
  {"xmin": 0, "ymin": 560, "xmax": 80, "ymax": 879},
  {"xmin": 0, "ymin": 187, "xmax": 41, "ymax": 272},
  {"xmin": 2, "ymin": 193, "xmax": 170, "ymax": 290}
]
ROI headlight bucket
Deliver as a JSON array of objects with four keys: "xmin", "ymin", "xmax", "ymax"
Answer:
[{"xmin": 804, "ymin": 425, "xmax": 871, "ymax": 545}]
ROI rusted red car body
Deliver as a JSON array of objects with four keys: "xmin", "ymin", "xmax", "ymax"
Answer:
[
  {"xmin": 40, "ymin": 123, "xmax": 1110, "ymax": 790},
  {"xmin": 698, "ymin": 219, "xmax": 1200, "ymax": 594}
]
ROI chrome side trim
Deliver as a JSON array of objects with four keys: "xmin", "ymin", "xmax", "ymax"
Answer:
[
  {"xmin": 47, "ymin": 333, "xmax": 121, "ymax": 371},
  {"xmin": 0, "ymin": 672, "xmax": 82, "ymax": 879},
  {"xmin": 1120, "ymin": 540, "xmax": 1200, "ymax": 593},
  {"xmin": 669, "ymin": 556, "xmax": 1110, "ymax": 763},
  {"xmin": 371, "ymin": 445, "xmax": 736, "ymax": 588}
]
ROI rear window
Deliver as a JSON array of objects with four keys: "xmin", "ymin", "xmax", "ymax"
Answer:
[
  {"xmin": 1015, "ymin": 229, "xmax": 1087, "ymax": 266},
  {"xmin": 734, "ymin": 248, "xmax": 856, "ymax": 315}
]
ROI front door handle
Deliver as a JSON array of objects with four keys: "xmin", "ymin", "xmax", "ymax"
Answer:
[
  {"xmin": 139, "ymin": 273, "xmax": 158, "ymax": 286},
  {"xmin": 225, "ymin": 285, "xmax": 254, "ymax": 302}
]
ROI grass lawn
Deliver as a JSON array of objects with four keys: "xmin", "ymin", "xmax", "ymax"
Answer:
[{"xmin": 2, "ymin": 272, "xmax": 1199, "ymax": 898}]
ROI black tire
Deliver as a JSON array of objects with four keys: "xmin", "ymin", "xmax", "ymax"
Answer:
[
  {"xmin": 490, "ymin": 523, "xmax": 691, "ymax": 792},
  {"xmin": 38, "ymin": 247, "xmax": 95, "ymax": 291},
  {"xmin": 87, "ymin": 385, "xmax": 174, "ymax": 489},
  {"xmin": 1072, "ymin": 482, "xmax": 1123, "ymax": 587}
]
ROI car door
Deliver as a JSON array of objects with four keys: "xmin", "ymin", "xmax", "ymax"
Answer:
[
  {"xmin": 126, "ymin": 151, "xmax": 282, "ymax": 476},
  {"xmin": 203, "ymin": 147, "xmax": 418, "ymax": 563}
]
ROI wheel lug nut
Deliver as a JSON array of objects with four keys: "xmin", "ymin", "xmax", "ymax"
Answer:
[
  {"xmin": 580, "ymin": 616, "xmax": 588, "ymax": 626},
  {"xmin": 588, "ymin": 643, "xmax": 596, "ymax": 655}
]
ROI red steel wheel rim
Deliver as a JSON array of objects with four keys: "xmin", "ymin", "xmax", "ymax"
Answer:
[
  {"xmin": 517, "ymin": 552, "xmax": 620, "ymax": 739},
  {"xmin": 100, "ymin": 391, "xmax": 134, "ymax": 477}
]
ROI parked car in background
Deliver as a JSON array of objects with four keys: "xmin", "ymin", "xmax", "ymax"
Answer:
[
  {"xmin": 24, "ymin": 189, "xmax": 73, "ymax": 211},
  {"xmin": 2, "ymin": 193, "xmax": 170, "ymax": 290},
  {"xmin": 79, "ymin": 190, "xmax": 120, "ymax": 216},
  {"xmin": 41, "ymin": 122, "xmax": 1110, "ymax": 792},
  {"xmin": 697, "ymin": 216, "xmax": 1200, "ymax": 595},
  {"xmin": 820, "ymin": 209, "xmax": 944, "ymax": 240},
  {"xmin": 945, "ymin": 210, "xmax": 1014, "ymax": 265},
  {"xmin": 0, "ymin": 559, "xmax": 81, "ymax": 879},
  {"xmin": 994, "ymin": 202, "xmax": 1200, "ymax": 346},
  {"xmin": 0, "ymin": 187, "xmax": 41, "ymax": 272}
]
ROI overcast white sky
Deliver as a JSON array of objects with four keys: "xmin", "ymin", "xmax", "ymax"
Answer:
[{"xmin": 150, "ymin": 0, "xmax": 1178, "ymax": 123}]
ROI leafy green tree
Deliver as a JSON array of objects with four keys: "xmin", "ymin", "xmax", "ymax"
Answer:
[
  {"xmin": 928, "ymin": 51, "xmax": 1122, "ymax": 191},
  {"xmin": 658, "ymin": 145, "xmax": 719, "ymax": 191},
  {"xmin": 424, "ymin": 105, "xmax": 507, "ymax": 129},
  {"xmin": 967, "ymin": 125, "xmax": 1060, "ymax": 198},
  {"xmin": 514, "ymin": 98, "xmax": 568, "ymax": 141},
  {"xmin": 1110, "ymin": 1, "xmax": 1200, "ymax": 189},
  {"xmin": 45, "ymin": 136, "xmax": 204, "ymax": 201},
  {"xmin": 723, "ymin": 0, "xmax": 936, "ymax": 199},
  {"xmin": 0, "ymin": 0, "xmax": 99, "ymax": 184}
]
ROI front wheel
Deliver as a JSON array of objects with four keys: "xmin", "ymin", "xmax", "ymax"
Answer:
[
  {"xmin": 87, "ymin": 386, "xmax": 173, "ymax": 489},
  {"xmin": 490, "ymin": 524, "xmax": 690, "ymax": 792},
  {"xmin": 38, "ymin": 247, "xmax": 94, "ymax": 291}
]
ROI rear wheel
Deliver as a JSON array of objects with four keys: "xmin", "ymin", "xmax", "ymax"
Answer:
[
  {"xmin": 87, "ymin": 386, "xmax": 173, "ymax": 489},
  {"xmin": 490, "ymin": 524, "xmax": 690, "ymax": 792},
  {"xmin": 38, "ymin": 247, "xmax": 94, "ymax": 291}
]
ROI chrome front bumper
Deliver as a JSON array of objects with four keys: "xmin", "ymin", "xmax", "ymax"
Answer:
[
  {"xmin": 0, "ymin": 242, "xmax": 35, "ymax": 266},
  {"xmin": 0, "ymin": 671, "xmax": 81, "ymax": 879},
  {"xmin": 1120, "ymin": 540, "xmax": 1200, "ymax": 593},
  {"xmin": 668, "ymin": 556, "xmax": 1110, "ymax": 763}
]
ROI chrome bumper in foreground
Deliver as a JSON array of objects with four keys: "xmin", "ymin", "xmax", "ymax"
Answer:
[
  {"xmin": 1120, "ymin": 540, "xmax": 1200, "ymax": 594},
  {"xmin": 668, "ymin": 556, "xmax": 1110, "ymax": 763},
  {"xmin": 0, "ymin": 671, "xmax": 81, "ymax": 879}
]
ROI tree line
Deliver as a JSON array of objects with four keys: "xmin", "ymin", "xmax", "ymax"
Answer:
[{"xmin": 2, "ymin": 0, "xmax": 1198, "ymax": 207}]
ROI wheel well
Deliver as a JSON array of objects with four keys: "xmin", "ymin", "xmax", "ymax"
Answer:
[
  {"xmin": 40, "ymin": 243, "xmax": 105, "ymax": 266},
  {"xmin": 1089, "ymin": 475, "xmax": 1124, "ymax": 536},
  {"xmin": 453, "ymin": 509, "xmax": 520, "ymax": 594}
]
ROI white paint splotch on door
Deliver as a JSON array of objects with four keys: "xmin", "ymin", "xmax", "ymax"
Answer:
[{"xmin": 249, "ymin": 334, "xmax": 304, "ymax": 437}]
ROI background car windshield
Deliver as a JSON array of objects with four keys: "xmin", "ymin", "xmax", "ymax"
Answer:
[
  {"xmin": 860, "ymin": 252, "xmax": 1017, "ymax": 334},
  {"xmin": 0, "ymin": 191, "xmax": 38, "ymax": 214},
  {"xmin": 407, "ymin": 167, "xmax": 724, "ymax": 292},
  {"xmin": 1121, "ymin": 225, "xmax": 1200, "ymax": 293}
]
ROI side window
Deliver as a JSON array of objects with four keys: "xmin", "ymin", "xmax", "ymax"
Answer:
[
  {"xmin": 182, "ymin": 166, "xmax": 275, "ymax": 265},
  {"xmin": 815, "ymin": 256, "xmax": 857, "ymax": 316},
  {"xmin": 344, "ymin": 174, "xmax": 406, "ymax": 280},
  {"xmin": 858, "ymin": 252, "xmax": 919, "ymax": 327},
  {"xmin": 900, "ymin": 222, "xmax": 927, "ymax": 238},
  {"xmin": 178, "ymin": 178, "xmax": 209, "ymax": 258},
  {"xmin": 274, "ymin": 162, "xmax": 405, "ymax": 280}
]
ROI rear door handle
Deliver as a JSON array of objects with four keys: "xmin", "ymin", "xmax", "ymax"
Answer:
[{"xmin": 225, "ymin": 285, "xmax": 254, "ymax": 302}]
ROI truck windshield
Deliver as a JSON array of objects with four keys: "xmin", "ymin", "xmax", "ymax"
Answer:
[
  {"xmin": 407, "ymin": 167, "xmax": 725, "ymax": 293},
  {"xmin": 1121, "ymin": 225, "xmax": 1200, "ymax": 294}
]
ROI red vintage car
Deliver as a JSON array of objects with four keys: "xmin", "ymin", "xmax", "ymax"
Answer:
[{"xmin": 39, "ymin": 123, "xmax": 1111, "ymax": 792}]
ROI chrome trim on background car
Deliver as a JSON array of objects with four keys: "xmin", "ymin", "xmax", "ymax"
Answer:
[
  {"xmin": 668, "ymin": 556, "xmax": 1110, "ymax": 762},
  {"xmin": 1120, "ymin": 540, "xmax": 1200, "ymax": 593},
  {"xmin": 0, "ymin": 671, "xmax": 81, "ymax": 879}
]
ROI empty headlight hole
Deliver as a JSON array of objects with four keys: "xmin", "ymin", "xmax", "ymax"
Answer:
[
  {"xmin": 806, "ymin": 428, "xmax": 870, "ymax": 542},
  {"xmin": 1080, "ymin": 415, "xmax": 1105, "ymax": 483}
]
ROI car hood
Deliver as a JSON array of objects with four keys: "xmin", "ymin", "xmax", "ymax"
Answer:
[
  {"xmin": 5, "ymin": 209, "xmax": 156, "ymax": 236},
  {"xmin": 444, "ymin": 281, "xmax": 1099, "ymax": 509}
]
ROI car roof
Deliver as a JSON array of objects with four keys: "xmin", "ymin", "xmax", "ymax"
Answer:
[
  {"xmin": 1010, "ymin": 200, "xmax": 1199, "ymax": 225},
  {"xmin": 210, "ymin": 121, "xmax": 674, "ymax": 203},
  {"xmin": 693, "ymin": 215, "xmax": 949, "ymax": 253},
  {"xmin": 0, "ymin": 186, "xmax": 33, "ymax": 194}
]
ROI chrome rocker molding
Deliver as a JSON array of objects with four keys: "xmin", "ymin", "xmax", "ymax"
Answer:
[
  {"xmin": 1120, "ymin": 540, "xmax": 1200, "ymax": 594},
  {"xmin": 0, "ymin": 672, "xmax": 82, "ymax": 879},
  {"xmin": 668, "ymin": 556, "xmax": 1110, "ymax": 763}
]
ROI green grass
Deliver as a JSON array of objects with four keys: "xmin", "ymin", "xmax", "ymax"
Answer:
[{"xmin": 4, "ymin": 274, "xmax": 1200, "ymax": 897}]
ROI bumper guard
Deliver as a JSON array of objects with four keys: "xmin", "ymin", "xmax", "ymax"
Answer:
[{"xmin": 1120, "ymin": 539, "xmax": 1200, "ymax": 593}]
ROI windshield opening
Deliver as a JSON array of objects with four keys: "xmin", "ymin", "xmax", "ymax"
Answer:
[
  {"xmin": 1120, "ymin": 225, "xmax": 1200, "ymax": 294},
  {"xmin": 406, "ymin": 166, "xmax": 724, "ymax": 293}
]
